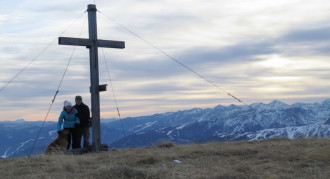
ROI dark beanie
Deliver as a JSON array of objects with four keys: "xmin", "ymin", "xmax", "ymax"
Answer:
[{"xmin": 75, "ymin": 96, "xmax": 82, "ymax": 101}]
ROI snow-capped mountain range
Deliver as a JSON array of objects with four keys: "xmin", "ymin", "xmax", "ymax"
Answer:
[{"xmin": 1, "ymin": 99, "xmax": 330, "ymax": 158}]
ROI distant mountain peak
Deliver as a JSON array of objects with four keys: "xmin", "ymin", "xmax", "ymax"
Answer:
[
  {"xmin": 250, "ymin": 100, "xmax": 289, "ymax": 111},
  {"xmin": 268, "ymin": 99, "xmax": 287, "ymax": 105},
  {"xmin": 266, "ymin": 100, "xmax": 289, "ymax": 108},
  {"xmin": 14, "ymin": 119, "xmax": 25, "ymax": 122},
  {"xmin": 321, "ymin": 99, "xmax": 330, "ymax": 105}
]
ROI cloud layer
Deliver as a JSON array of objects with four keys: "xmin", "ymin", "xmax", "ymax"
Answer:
[{"xmin": 1, "ymin": 0, "xmax": 330, "ymax": 121}]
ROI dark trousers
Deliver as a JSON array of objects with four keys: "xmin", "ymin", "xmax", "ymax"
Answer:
[
  {"xmin": 65, "ymin": 128, "xmax": 80, "ymax": 150},
  {"xmin": 77, "ymin": 127, "xmax": 90, "ymax": 148}
]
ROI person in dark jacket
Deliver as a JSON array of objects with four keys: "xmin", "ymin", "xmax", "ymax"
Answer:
[
  {"xmin": 57, "ymin": 100, "xmax": 80, "ymax": 150},
  {"xmin": 73, "ymin": 96, "xmax": 91, "ymax": 148}
]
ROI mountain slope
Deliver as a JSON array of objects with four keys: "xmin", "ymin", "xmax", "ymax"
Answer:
[
  {"xmin": 1, "ymin": 99, "xmax": 330, "ymax": 158},
  {"xmin": 110, "ymin": 99, "xmax": 330, "ymax": 148}
]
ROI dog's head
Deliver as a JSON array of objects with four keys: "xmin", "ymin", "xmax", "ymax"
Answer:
[{"xmin": 59, "ymin": 129, "xmax": 70, "ymax": 138}]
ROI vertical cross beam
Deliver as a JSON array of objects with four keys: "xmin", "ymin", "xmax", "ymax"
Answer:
[{"xmin": 87, "ymin": 4, "xmax": 101, "ymax": 152}]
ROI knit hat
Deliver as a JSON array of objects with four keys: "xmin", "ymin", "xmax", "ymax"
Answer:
[
  {"xmin": 75, "ymin": 95, "xmax": 82, "ymax": 101},
  {"xmin": 64, "ymin": 100, "xmax": 72, "ymax": 107}
]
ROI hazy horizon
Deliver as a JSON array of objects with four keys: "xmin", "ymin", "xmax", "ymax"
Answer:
[{"xmin": 2, "ymin": 98, "xmax": 329, "ymax": 122}]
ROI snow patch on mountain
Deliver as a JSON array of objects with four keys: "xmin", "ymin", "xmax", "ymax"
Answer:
[
  {"xmin": 16, "ymin": 140, "xmax": 34, "ymax": 152},
  {"xmin": 232, "ymin": 124, "xmax": 330, "ymax": 141},
  {"xmin": 134, "ymin": 121, "xmax": 158, "ymax": 133},
  {"xmin": 48, "ymin": 130, "xmax": 57, "ymax": 136},
  {"xmin": 176, "ymin": 124, "xmax": 188, "ymax": 130},
  {"xmin": 4, "ymin": 139, "xmax": 35, "ymax": 158},
  {"xmin": 1, "ymin": 148, "xmax": 10, "ymax": 158}
]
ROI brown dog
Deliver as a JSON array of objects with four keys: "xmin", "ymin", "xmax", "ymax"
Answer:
[{"xmin": 45, "ymin": 129, "xmax": 69, "ymax": 154}]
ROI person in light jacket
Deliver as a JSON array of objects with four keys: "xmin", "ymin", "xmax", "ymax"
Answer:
[{"xmin": 57, "ymin": 100, "xmax": 80, "ymax": 150}]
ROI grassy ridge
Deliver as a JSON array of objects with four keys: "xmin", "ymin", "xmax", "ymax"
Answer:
[{"xmin": 1, "ymin": 138, "xmax": 330, "ymax": 179}]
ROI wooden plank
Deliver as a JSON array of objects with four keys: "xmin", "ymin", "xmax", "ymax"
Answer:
[
  {"xmin": 88, "ymin": 4, "xmax": 101, "ymax": 152},
  {"xmin": 59, "ymin": 37, "xmax": 125, "ymax": 49},
  {"xmin": 97, "ymin": 39, "xmax": 125, "ymax": 49},
  {"xmin": 59, "ymin": 37, "xmax": 92, "ymax": 46}
]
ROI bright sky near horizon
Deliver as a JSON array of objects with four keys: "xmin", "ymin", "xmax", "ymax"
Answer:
[{"xmin": 1, "ymin": 0, "xmax": 330, "ymax": 121}]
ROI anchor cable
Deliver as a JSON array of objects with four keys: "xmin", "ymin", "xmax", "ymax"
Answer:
[
  {"xmin": 100, "ymin": 48, "xmax": 127, "ymax": 140},
  {"xmin": 0, "ymin": 11, "xmax": 87, "ymax": 94},
  {"xmin": 28, "ymin": 16, "xmax": 87, "ymax": 158},
  {"xmin": 97, "ymin": 11, "xmax": 268, "ymax": 123},
  {"xmin": 98, "ymin": 12, "xmax": 249, "ymax": 105},
  {"xmin": 97, "ymin": 19, "xmax": 129, "ymax": 145},
  {"xmin": 97, "ymin": 19, "xmax": 128, "ymax": 144}
]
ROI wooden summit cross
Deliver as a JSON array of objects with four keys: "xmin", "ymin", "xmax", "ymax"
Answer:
[{"xmin": 58, "ymin": 4, "xmax": 125, "ymax": 152}]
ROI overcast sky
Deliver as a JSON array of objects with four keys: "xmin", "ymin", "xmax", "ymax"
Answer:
[{"xmin": 1, "ymin": 0, "xmax": 330, "ymax": 121}]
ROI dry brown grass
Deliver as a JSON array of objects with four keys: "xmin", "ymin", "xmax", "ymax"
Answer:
[{"xmin": 1, "ymin": 137, "xmax": 330, "ymax": 179}]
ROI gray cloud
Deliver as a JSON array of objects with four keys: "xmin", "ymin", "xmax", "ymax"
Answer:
[
  {"xmin": 177, "ymin": 42, "xmax": 276, "ymax": 66},
  {"xmin": 282, "ymin": 25, "xmax": 330, "ymax": 42}
]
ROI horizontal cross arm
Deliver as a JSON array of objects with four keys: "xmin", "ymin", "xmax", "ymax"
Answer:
[
  {"xmin": 59, "ymin": 37, "xmax": 92, "ymax": 46},
  {"xmin": 98, "ymin": 39, "xmax": 125, "ymax": 49},
  {"xmin": 59, "ymin": 37, "xmax": 125, "ymax": 49}
]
